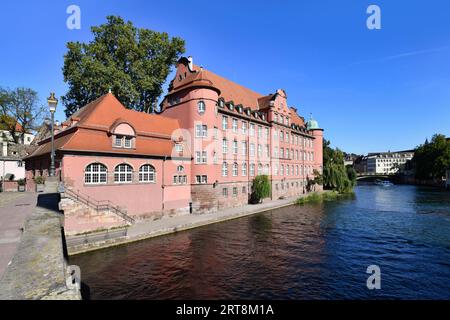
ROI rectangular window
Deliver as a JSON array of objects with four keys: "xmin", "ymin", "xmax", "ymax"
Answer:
[
  {"xmin": 222, "ymin": 188, "xmax": 228, "ymax": 197},
  {"xmin": 233, "ymin": 140, "xmax": 238, "ymax": 154},
  {"xmin": 242, "ymin": 163, "xmax": 247, "ymax": 176},
  {"xmin": 175, "ymin": 144, "xmax": 183, "ymax": 152},
  {"xmin": 257, "ymin": 144, "xmax": 262, "ymax": 157},
  {"xmin": 196, "ymin": 151, "xmax": 207, "ymax": 164},
  {"xmin": 222, "ymin": 116, "xmax": 228, "ymax": 130},
  {"xmin": 115, "ymin": 135, "xmax": 123, "ymax": 147},
  {"xmin": 196, "ymin": 175, "xmax": 207, "ymax": 184},
  {"xmin": 242, "ymin": 141, "xmax": 247, "ymax": 156},
  {"xmin": 222, "ymin": 139, "xmax": 228, "ymax": 154},
  {"xmin": 242, "ymin": 186, "xmax": 247, "ymax": 194},
  {"xmin": 232, "ymin": 118, "xmax": 238, "ymax": 132},
  {"xmin": 242, "ymin": 121, "xmax": 248, "ymax": 134},
  {"xmin": 250, "ymin": 123, "xmax": 255, "ymax": 136},
  {"xmin": 258, "ymin": 126, "xmax": 262, "ymax": 138},
  {"xmin": 195, "ymin": 125, "xmax": 202, "ymax": 137},
  {"xmin": 124, "ymin": 137, "xmax": 132, "ymax": 148},
  {"xmin": 250, "ymin": 143, "xmax": 255, "ymax": 157},
  {"xmin": 233, "ymin": 187, "xmax": 238, "ymax": 197}
]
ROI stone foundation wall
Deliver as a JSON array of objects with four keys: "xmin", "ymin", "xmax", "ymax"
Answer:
[
  {"xmin": 271, "ymin": 178, "xmax": 321, "ymax": 199},
  {"xmin": 59, "ymin": 197, "xmax": 129, "ymax": 236},
  {"xmin": 192, "ymin": 182, "xmax": 251, "ymax": 214}
]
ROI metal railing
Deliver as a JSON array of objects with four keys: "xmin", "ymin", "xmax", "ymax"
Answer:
[{"xmin": 62, "ymin": 188, "xmax": 135, "ymax": 224}]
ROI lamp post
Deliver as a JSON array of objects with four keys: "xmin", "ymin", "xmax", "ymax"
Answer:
[{"xmin": 47, "ymin": 93, "xmax": 58, "ymax": 177}]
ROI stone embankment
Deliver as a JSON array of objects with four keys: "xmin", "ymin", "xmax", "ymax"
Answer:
[{"xmin": 0, "ymin": 194, "xmax": 81, "ymax": 300}]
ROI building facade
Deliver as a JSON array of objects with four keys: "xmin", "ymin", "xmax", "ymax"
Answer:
[
  {"xmin": 24, "ymin": 56, "xmax": 323, "ymax": 233},
  {"xmin": 366, "ymin": 150, "xmax": 414, "ymax": 175},
  {"xmin": 0, "ymin": 124, "xmax": 35, "ymax": 183}
]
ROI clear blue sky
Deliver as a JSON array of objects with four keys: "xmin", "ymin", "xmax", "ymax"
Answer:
[{"xmin": 1, "ymin": 0, "xmax": 449, "ymax": 154}]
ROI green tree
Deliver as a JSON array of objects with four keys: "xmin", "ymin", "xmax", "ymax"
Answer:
[
  {"xmin": 62, "ymin": 16, "xmax": 185, "ymax": 117},
  {"xmin": 250, "ymin": 175, "xmax": 271, "ymax": 204},
  {"xmin": 322, "ymin": 139, "xmax": 355, "ymax": 193},
  {"xmin": 413, "ymin": 134, "xmax": 450, "ymax": 179},
  {"xmin": 0, "ymin": 87, "xmax": 47, "ymax": 143}
]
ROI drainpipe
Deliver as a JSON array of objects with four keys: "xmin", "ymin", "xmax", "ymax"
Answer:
[
  {"xmin": 247, "ymin": 126, "xmax": 250, "ymax": 202},
  {"xmin": 162, "ymin": 156, "xmax": 167, "ymax": 211},
  {"xmin": 269, "ymin": 123, "xmax": 273, "ymax": 201}
]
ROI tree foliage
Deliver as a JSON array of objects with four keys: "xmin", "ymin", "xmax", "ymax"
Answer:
[
  {"xmin": 413, "ymin": 134, "xmax": 450, "ymax": 179},
  {"xmin": 62, "ymin": 16, "xmax": 185, "ymax": 117},
  {"xmin": 250, "ymin": 175, "xmax": 271, "ymax": 204},
  {"xmin": 321, "ymin": 139, "xmax": 356, "ymax": 193},
  {"xmin": 0, "ymin": 87, "xmax": 47, "ymax": 143}
]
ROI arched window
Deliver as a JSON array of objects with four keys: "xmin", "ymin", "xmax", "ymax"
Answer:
[
  {"xmin": 139, "ymin": 164, "xmax": 155, "ymax": 183},
  {"xmin": 177, "ymin": 165, "xmax": 184, "ymax": 173},
  {"xmin": 85, "ymin": 163, "xmax": 107, "ymax": 184},
  {"xmin": 198, "ymin": 100, "xmax": 206, "ymax": 114},
  {"xmin": 114, "ymin": 164, "xmax": 133, "ymax": 183}
]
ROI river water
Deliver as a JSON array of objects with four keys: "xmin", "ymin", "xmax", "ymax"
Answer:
[{"xmin": 71, "ymin": 185, "xmax": 450, "ymax": 299}]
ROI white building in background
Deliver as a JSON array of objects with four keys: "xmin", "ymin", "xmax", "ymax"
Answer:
[
  {"xmin": 366, "ymin": 150, "xmax": 414, "ymax": 175},
  {"xmin": 0, "ymin": 126, "xmax": 35, "ymax": 181}
]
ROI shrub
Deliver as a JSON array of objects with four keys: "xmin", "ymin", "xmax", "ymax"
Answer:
[
  {"xmin": 33, "ymin": 176, "xmax": 45, "ymax": 184},
  {"xmin": 250, "ymin": 175, "xmax": 271, "ymax": 204},
  {"xmin": 17, "ymin": 179, "xmax": 26, "ymax": 186}
]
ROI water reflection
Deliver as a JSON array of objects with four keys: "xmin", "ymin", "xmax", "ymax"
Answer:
[{"xmin": 72, "ymin": 185, "xmax": 450, "ymax": 300}]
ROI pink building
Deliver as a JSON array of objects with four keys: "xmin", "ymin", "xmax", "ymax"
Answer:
[{"xmin": 24, "ymin": 56, "xmax": 323, "ymax": 234}]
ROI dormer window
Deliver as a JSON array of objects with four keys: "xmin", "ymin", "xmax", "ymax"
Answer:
[
  {"xmin": 219, "ymin": 99, "xmax": 225, "ymax": 108},
  {"xmin": 228, "ymin": 102, "xmax": 234, "ymax": 110},
  {"xmin": 114, "ymin": 135, "xmax": 134, "ymax": 148},
  {"xmin": 246, "ymin": 109, "xmax": 251, "ymax": 116},
  {"xmin": 112, "ymin": 122, "xmax": 136, "ymax": 149}
]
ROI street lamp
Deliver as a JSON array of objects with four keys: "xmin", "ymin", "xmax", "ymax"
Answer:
[{"xmin": 47, "ymin": 92, "xmax": 58, "ymax": 177}]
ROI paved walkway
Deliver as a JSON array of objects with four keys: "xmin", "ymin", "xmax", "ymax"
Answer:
[
  {"xmin": 68, "ymin": 193, "xmax": 316, "ymax": 255},
  {"xmin": 0, "ymin": 192, "xmax": 37, "ymax": 277},
  {"xmin": 129, "ymin": 195, "xmax": 301, "ymax": 238}
]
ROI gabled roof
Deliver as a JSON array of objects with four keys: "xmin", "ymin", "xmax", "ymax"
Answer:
[{"xmin": 25, "ymin": 93, "xmax": 187, "ymax": 159}]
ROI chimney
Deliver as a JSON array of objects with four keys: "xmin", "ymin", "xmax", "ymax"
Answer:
[
  {"xmin": 187, "ymin": 56, "xmax": 193, "ymax": 71},
  {"xmin": 2, "ymin": 142, "xmax": 7, "ymax": 157}
]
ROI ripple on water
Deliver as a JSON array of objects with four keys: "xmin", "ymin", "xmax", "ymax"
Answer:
[{"xmin": 71, "ymin": 185, "xmax": 450, "ymax": 300}]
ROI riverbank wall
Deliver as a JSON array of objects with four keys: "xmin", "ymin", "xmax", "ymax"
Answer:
[
  {"xmin": 395, "ymin": 175, "xmax": 446, "ymax": 188},
  {"xmin": 0, "ymin": 194, "xmax": 81, "ymax": 300},
  {"xmin": 67, "ymin": 191, "xmax": 326, "ymax": 256}
]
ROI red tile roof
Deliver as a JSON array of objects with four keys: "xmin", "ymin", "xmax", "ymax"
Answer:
[
  {"xmin": 25, "ymin": 93, "xmax": 187, "ymax": 159},
  {"xmin": 166, "ymin": 58, "xmax": 308, "ymax": 127}
]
